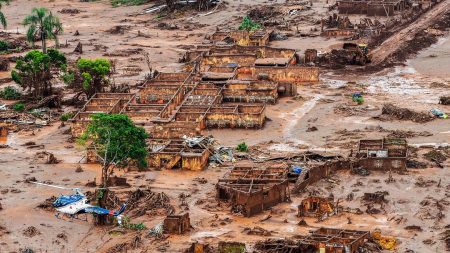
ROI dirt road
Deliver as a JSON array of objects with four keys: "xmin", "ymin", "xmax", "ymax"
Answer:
[{"xmin": 370, "ymin": 0, "xmax": 450, "ymax": 65}]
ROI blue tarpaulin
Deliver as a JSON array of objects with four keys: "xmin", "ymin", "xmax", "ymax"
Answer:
[{"xmin": 292, "ymin": 166, "xmax": 302, "ymax": 174}]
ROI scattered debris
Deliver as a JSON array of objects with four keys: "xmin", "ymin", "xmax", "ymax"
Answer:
[
  {"xmin": 34, "ymin": 151, "xmax": 59, "ymax": 164},
  {"xmin": 74, "ymin": 42, "xmax": 82, "ymax": 54},
  {"xmin": 380, "ymin": 104, "xmax": 434, "ymax": 123},
  {"xmin": 439, "ymin": 96, "xmax": 450, "ymax": 105},
  {"xmin": 242, "ymin": 226, "xmax": 272, "ymax": 236},
  {"xmin": 75, "ymin": 165, "xmax": 84, "ymax": 173},
  {"xmin": 59, "ymin": 8, "xmax": 81, "ymax": 14},
  {"xmin": 22, "ymin": 226, "xmax": 41, "ymax": 238},
  {"xmin": 423, "ymin": 149, "xmax": 448, "ymax": 164}
]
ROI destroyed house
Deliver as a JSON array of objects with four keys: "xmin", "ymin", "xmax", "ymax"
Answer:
[
  {"xmin": 356, "ymin": 138, "xmax": 407, "ymax": 171},
  {"xmin": 337, "ymin": 0, "xmax": 410, "ymax": 16},
  {"xmin": 185, "ymin": 44, "xmax": 320, "ymax": 85},
  {"xmin": 147, "ymin": 138, "xmax": 211, "ymax": 171},
  {"xmin": 208, "ymin": 30, "xmax": 272, "ymax": 46},
  {"xmin": 298, "ymin": 196, "xmax": 336, "ymax": 219},
  {"xmin": 70, "ymin": 93, "xmax": 135, "ymax": 137},
  {"xmin": 216, "ymin": 165, "xmax": 290, "ymax": 216},
  {"xmin": 164, "ymin": 213, "xmax": 191, "ymax": 234},
  {"xmin": 256, "ymin": 228, "xmax": 370, "ymax": 253},
  {"xmin": 294, "ymin": 160, "xmax": 351, "ymax": 192}
]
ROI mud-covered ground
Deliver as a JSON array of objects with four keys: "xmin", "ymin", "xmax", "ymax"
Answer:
[{"xmin": 0, "ymin": 0, "xmax": 449, "ymax": 252}]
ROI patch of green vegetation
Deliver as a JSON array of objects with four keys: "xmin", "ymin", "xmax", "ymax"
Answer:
[
  {"xmin": 0, "ymin": 40, "xmax": 10, "ymax": 51},
  {"xmin": 62, "ymin": 71, "xmax": 75, "ymax": 85},
  {"xmin": 352, "ymin": 95, "xmax": 364, "ymax": 105},
  {"xmin": 60, "ymin": 112, "xmax": 75, "ymax": 122},
  {"xmin": 236, "ymin": 142, "xmax": 248, "ymax": 152},
  {"xmin": 111, "ymin": 0, "xmax": 150, "ymax": 7},
  {"xmin": 120, "ymin": 216, "xmax": 146, "ymax": 230},
  {"xmin": 238, "ymin": 16, "xmax": 261, "ymax": 31},
  {"xmin": 13, "ymin": 102, "xmax": 25, "ymax": 112},
  {"xmin": 0, "ymin": 86, "xmax": 21, "ymax": 100}
]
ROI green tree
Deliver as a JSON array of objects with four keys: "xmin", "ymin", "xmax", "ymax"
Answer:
[
  {"xmin": 76, "ymin": 58, "xmax": 111, "ymax": 97},
  {"xmin": 0, "ymin": 0, "xmax": 10, "ymax": 29},
  {"xmin": 23, "ymin": 7, "xmax": 63, "ymax": 53},
  {"xmin": 11, "ymin": 49, "xmax": 66, "ymax": 97},
  {"xmin": 78, "ymin": 113, "xmax": 148, "ymax": 187}
]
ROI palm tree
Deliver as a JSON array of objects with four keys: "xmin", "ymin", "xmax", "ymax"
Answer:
[
  {"xmin": 0, "ymin": 0, "xmax": 10, "ymax": 29},
  {"xmin": 23, "ymin": 7, "xmax": 63, "ymax": 53}
]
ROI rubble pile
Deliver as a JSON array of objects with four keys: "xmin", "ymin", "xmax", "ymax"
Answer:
[
  {"xmin": 380, "ymin": 104, "xmax": 434, "ymax": 123},
  {"xmin": 107, "ymin": 189, "xmax": 174, "ymax": 218},
  {"xmin": 36, "ymin": 196, "xmax": 57, "ymax": 211},
  {"xmin": 248, "ymin": 6, "xmax": 283, "ymax": 26},
  {"xmin": 440, "ymin": 96, "xmax": 450, "ymax": 105},
  {"xmin": 106, "ymin": 235, "xmax": 142, "ymax": 253},
  {"xmin": 59, "ymin": 8, "xmax": 81, "ymax": 14},
  {"xmin": 22, "ymin": 226, "xmax": 41, "ymax": 238},
  {"xmin": 441, "ymin": 225, "xmax": 450, "ymax": 251},
  {"xmin": 33, "ymin": 151, "xmax": 60, "ymax": 164},
  {"xmin": 423, "ymin": 150, "xmax": 448, "ymax": 164},
  {"xmin": 334, "ymin": 104, "xmax": 370, "ymax": 116},
  {"xmin": 416, "ymin": 196, "xmax": 447, "ymax": 221},
  {"xmin": 242, "ymin": 226, "xmax": 272, "ymax": 236},
  {"xmin": 386, "ymin": 130, "xmax": 432, "ymax": 138}
]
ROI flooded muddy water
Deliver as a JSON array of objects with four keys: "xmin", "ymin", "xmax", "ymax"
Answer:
[{"xmin": 409, "ymin": 34, "xmax": 450, "ymax": 78}]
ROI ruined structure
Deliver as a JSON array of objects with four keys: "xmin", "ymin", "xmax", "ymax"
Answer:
[
  {"xmin": 337, "ymin": 0, "xmax": 411, "ymax": 16},
  {"xmin": 255, "ymin": 228, "xmax": 370, "ymax": 253},
  {"xmin": 147, "ymin": 137, "xmax": 211, "ymax": 171},
  {"xmin": 72, "ymin": 34, "xmax": 320, "ymax": 171},
  {"xmin": 294, "ymin": 160, "xmax": 351, "ymax": 192},
  {"xmin": 216, "ymin": 165, "xmax": 290, "ymax": 217},
  {"xmin": 298, "ymin": 196, "xmax": 336, "ymax": 220},
  {"xmin": 71, "ymin": 93, "xmax": 135, "ymax": 137},
  {"xmin": 218, "ymin": 241, "xmax": 246, "ymax": 253},
  {"xmin": 207, "ymin": 30, "xmax": 273, "ymax": 46},
  {"xmin": 355, "ymin": 138, "xmax": 407, "ymax": 171},
  {"xmin": 163, "ymin": 213, "xmax": 191, "ymax": 234}
]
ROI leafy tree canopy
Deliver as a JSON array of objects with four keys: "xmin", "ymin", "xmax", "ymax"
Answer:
[
  {"xmin": 79, "ymin": 113, "xmax": 148, "ymax": 171},
  {"xmin": 23, "ymin": 7, "xmax": 63, "ymax": 53},
  {"xmin": 67, "ymin": 58, "xmax": 111, "ymax": 96},
  {"xmin": 11, "ymin": 49, "xmax": 66, "ymax": 97}
]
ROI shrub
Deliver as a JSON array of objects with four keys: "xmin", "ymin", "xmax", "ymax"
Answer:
[
  {"xmin": 120, "ymin": 216, "xmax": 146, "ymax": 230},
  {"xmin": 236, "ymin": 142, "xmax": 248, "ymax": 152},
  {"xmin": 0, "ymin": 40, "xmax": 10, "ymax": 51},
  {"xmin": 60, "ymin": 112, "xmax": 75, "ymax": 121},
  {"xmin": 0, "ymin": 86, "xmax": 21, "ymax": 100},
  {"xmin": 239, "ymin": 16, "xmax": 261, "ymax": 31},
  {"xmin": 62, "ymin": 71, "xmax": 75, "ymax": 85},
  {"xmin": 353, "ymin": 96, "xmax": 364, "ymax": 105},
  {"xmin": 13, "ymin": 102, "xmax": 25, "ymax": 112},
  {"xmin": 352, "ymin": 93, "xmax": 364, "ymax": 105}
]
